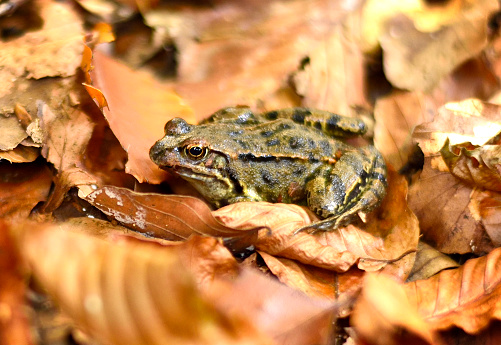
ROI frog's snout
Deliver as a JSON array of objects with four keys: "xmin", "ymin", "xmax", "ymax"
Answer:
[{"xmin": 149, "ymin": 140, "xmax": 167, "ymax": 164}]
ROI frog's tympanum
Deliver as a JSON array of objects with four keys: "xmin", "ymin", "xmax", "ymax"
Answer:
[{"xmin": 150, "ymin": 106, "xmax": 387, "ymax": 232}]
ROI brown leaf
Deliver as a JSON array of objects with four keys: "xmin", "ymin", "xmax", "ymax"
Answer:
[
  {"xmin": 84, "ymin": 186, "xmax": 247, "ymax": 240},
  {"xmin": 144, "ymin": 0, "xmax": 354, "ymax": 116},
  {"xmin": 410, "ymin": 99, "xmax": 501, "ymax": 254},
  {"xmin": 404, "ymin": 246, "xmax": 501, "ymax": 334},
  {"xmin": 440, "ymin": 138, "xmax": 501, "ymax": 192},
  {"xmin": 214, "ymin": 169, "xmax": 419, "ymax": 275},
  {"xmin": 292, "ymin": 26, "xmax": 369, "ymax": 115},
  {"xmin": 373, "ymin": 91, "xmax": 429, "ymax": 170},
  {"xmin": 352, "ymin": 274, "xmax": 441, "ymax": 345},
  {"xmin": 206, "ymin": 268, "xmax": 337, "ymax": 345},
  {"xmin": 0, "ymin": 116, "xmax": 28, "ymax": 151},
  {"xmin": 90, "ymin": 50, "xmax": 195, "ymax": 184},
  {"xmin": 407, "ymin": 242, "xmax": 459, "ymax": 282},
  {"xmin": 16, "ymin": 222, "xmax": 273, "ymax": 345},
  {"xmin": 0, "ymin": 0, "xmax": 84, "ymax": 98},
  {"xmin": 259, "ymin": 252, "xmax": 364, "ymax": 300},
  {"xmin": 359, "ymin": 0, "xmax": 498, "ymax": 91},
  {"xmin": 0, "ymin": 145, "xmax": 40, "ymax": 163},
  {"xmin": 0, "ymin": 221, "xmax": 34, "ymax": 345},
  {"xmin": 0, "ymin": 161, "xmax": 52, "ymax": 221}
]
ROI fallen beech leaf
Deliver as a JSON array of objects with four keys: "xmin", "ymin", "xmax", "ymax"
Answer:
[
  {"xmin": 414, "ymin": 99, "xmax": 501, "ymax": 159},
  {"xmin": 214, "ymin": 169, "xmax": 419, "ymax": 274},
  {"xmin": 373, "ymin": 91, "xmax": 429, "ymax": 170},
  {"xmin": 407, "ymin": 242, "xmax": 459, "ymax": 282},
  {"xmin": 16, "ymin": 223, "xmax": 273, "ymax": 345},
  {"xmin": 145, "ymin": 0, "xmax": 354, "ymax": 116},
  {"xmin": 292, "ymin": 26, "xmax": 369, "ymax": 115},
  {"xmin": 0, "ymin": 221, "xmax": 33, "ymax": 345},
  {"xmin": 404, "ymin": 246, "xmax": 501, "ymax": 334},
  {"xmin": 440, "ymin": 138, "xmax": 501, "ymax": 192},
  {"xmin": 0, "ymin": 161, "xmax": 52, "ymax": 221},
  {"xmin": 206, "ymin": 268, "xmax": 337, "ymax": 345},
  {"xmin": 0, "ymin": 145, "xmax": 40, "ymax": 163},
  {"xmin": 84, "ymin": 186, "xmax": 247, "ymax": 240},
  {"xmin": 0, "ymin": 116, "xmax": 28, "ymax": 151},
  {"xmin": 351, "ymin": 274, "xmax": 440, "ymax": 345},
  {"xmin": 90, "ymin": 50, "xmax": 195, "ymax": 184},
  {"xmin": 358, "ymin": 0, "xmax": 498, "ymax": 91},
  {"xmin": 38, "ymin": 101, "xmax": 95, "ymax": 171},
  {"xmin": 0, "ymin": 0, "xmax": 84, "ymax": 98},
  {"xmin": 410, "ymin": 99, "xmax": 501, "ymax": 254},
  {"xmin": 259, "ymin": 252, "xmax": 364, "ymax": 300}
]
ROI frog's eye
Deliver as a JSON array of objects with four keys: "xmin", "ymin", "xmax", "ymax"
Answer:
[{"xmin": 184, "ymin": 145, "xmax": 207, "ymax": 159}]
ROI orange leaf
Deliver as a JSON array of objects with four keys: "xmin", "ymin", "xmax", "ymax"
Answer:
[{"xmin": 404, "ymin": 246, "xmax": 501, "ymax": 334}]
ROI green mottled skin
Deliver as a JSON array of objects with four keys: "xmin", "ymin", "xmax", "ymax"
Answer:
[{"xmin": 150, "ymin": 106, "xmax": 387, "ymax": 231}]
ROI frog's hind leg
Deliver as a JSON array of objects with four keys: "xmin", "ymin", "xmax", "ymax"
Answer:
[{"xmin": 298, "ymin": 146, "xmax": 387, "ymax": 233}]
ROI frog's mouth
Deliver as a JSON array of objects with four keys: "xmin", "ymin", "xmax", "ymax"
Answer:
[{"xmin": 163, "ymin": 165, "xmax": 219, "ymax": 182}]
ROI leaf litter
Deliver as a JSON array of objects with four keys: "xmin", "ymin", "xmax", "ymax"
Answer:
[{"xmin": 2, "ymin": 0, "xmax": 501, "ymax": 344}]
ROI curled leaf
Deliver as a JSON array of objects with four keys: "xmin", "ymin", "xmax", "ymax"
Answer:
[{"xmin": 440, "ymin": 137, "xmax": 501, "ymax": 192}]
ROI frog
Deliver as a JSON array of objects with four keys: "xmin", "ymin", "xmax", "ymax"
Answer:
[{"xmin": 149, "ymin": 106, "xmax": 387, "ymax": 232}]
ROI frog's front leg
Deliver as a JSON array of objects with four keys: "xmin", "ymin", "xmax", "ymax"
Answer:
[{"xmin": 301, "ymin": 146, "xmax": 387, "ymax": 232}]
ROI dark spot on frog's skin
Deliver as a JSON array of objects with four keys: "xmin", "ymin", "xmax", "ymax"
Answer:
[
  {"xmin": 236, "ymin": 113, "xmax": 259, "ymax": 125},
  {"xmin": 292, "ymin": 108, "xmax": 311, "ymax": 123},
  {"xmin": 308, "ymin": 153, "xmax": 319, "ymax": 163},
  {"xmin": 314, "ymin": 121, "xmax": 322, "ymax": 130},
  {"xmin": 261, "ymin": 170, "xmax": 278, "ymax": 186},
  {"xmin": 292, "ymin": 165, "xmax": 306, "ymax": 176},
  {"xmin": 265, "ymin": 111, "xmax": 279, "ymax": 120},
  {"xmin": 277, "ymin": 123, "xmax": 293, "ymax": 131},
  {"xmin": 260, "ymin": 130, "xmax": 274, "ymax": 137},
  {"xmin": 289, "ymin": 137, "xmax": 304, "ymax": 149},
  {"xmin": 229, "ymin": 130, "xmax": 244, "ymax": 137},
  {"xmin": 234, "ymin": 139, "xmax": 250, "ymax": 149},
  {"xmin": 308, "ymin": 139, "xmax": 316, "ymax": 149},
  {"xmin": 266, "ymin": 138, "xmax": 280, "ymax": 146},
  {"xmin": 326, "ymin": 115, "xmax": 339, "ymax": 130}
]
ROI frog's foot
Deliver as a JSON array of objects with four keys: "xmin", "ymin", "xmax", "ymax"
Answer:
[{"xmin": 302, "ymin": 146, "xmax": 387, "ymax": 234}]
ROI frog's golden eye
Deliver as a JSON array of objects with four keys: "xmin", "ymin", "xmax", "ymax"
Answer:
[{"xmin": 184, "ymin": 145, "xmax": 207, "ymax": 159}]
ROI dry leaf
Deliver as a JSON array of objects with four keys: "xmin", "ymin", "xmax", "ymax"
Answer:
[
  {"xmin": 214, "ymin": 169, "xmax": 419, "ymax": 274},
  {"xmin": 259, "ymin": 252, "xmax": 364, "ymax": 300},
  {"xmin": 407, "ymin": 242, "xmax": 459, "ymax": 282},
  {"xmin": 0, "ymin": 145, "xmax": 40, "ymax": 163},
  {"xmin": 206, "ymin": 268, "xmax": 337, "ymax": 345},
  {"xmin": 440, "ymin": 138, "xmax": 501, "ymax": 192},
  {"xmin": 0, "ymin": 0, "xmax": 83, "ymax": 98},
  {"xmin": 0, "ymin": 161, "xmax": 52, "ymax": 221},
  {"xmin": 351, "ymin": 274, "xmax": 440, "ymax": 345},
  {"xmin": 410, "ymin": 99, "xmax": 501, "ymax": 253},
  {"xmin": 0, "ymin": 221, "xmax": 33, "ymax": 345},
  {"xmin": 357, "ymin": 0, "xmax": 498, "ymax": 91},
  {"xmin": 292, "ymin": 26, "xmax": 369, "ymax": 115},
  {"xmin": 16, "ymin": 222, "xmax": 273, "ymax": 345},
  {"xmin": 84, "ymin": 186, "xmax": 248, "ymax": 241},
  {"xmin": 404, "ymin": 246, "xmax": 501, "ymax": 334},
  {"xmin": 0, "ymin": 116, "xmax": 27, "ymax": 151},
  {"xmin": 90, "ymin": 50, "xmax": 195, "ymax": 184},
  {"xmin": 373, "ymin": 91, "xmax": 429, "ymax": 170}
]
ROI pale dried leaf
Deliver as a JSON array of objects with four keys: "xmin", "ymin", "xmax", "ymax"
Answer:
[
  {"xmin": 404, "ymin": 246, "xmax": 501, "ymax": 334},
  {"xmin": 0, "ymin": 0, "xmax": 84, "ymax": 98},
  {"xmin": 0, "ymin": 116, "xmax": 27, "ymax": 151},
  {"xmin": 352, "ymin": 274, "xmax": 440, "ymax": 345},
  {"xmin": 407, "ymin": 242, "xmax": 459, "ymax": 282},
  {"xmin": 0, "ymin": 145, "xmax": 40, "ymax": 163}
]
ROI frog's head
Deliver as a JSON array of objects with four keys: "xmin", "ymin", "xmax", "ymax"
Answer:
[{"xmin": 150, "ymin": 117, "xmax": 238, "ymax": 205}]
